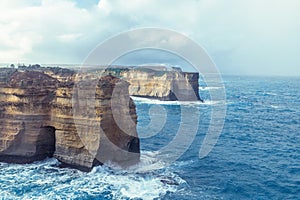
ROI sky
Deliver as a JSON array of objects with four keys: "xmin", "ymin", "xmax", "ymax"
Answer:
[{"xmin": 0, "ymin": 0, "xmax": 299, "ymax": 76}]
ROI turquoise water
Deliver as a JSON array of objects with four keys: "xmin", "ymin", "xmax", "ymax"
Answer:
[{"xmin": 0, "ymin": 75, "xmax": 299, "ymax": 199}]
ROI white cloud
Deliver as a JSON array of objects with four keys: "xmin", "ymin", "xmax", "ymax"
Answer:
[
  {"xmin": 0, "ymin": 0, "xmax": 95, "ymax": 63},
  {"xmin": 57, "ymin": 33, "xmax": 82, "ymax": 42},
  {"xmin": 0, "ymin": 0, "xmax": 299, "ymax": 75}
]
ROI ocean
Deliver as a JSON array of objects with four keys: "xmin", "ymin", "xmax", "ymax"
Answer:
[{"xmin": 0, "ymin": 75, "xmax": 299, "ymax": 199}]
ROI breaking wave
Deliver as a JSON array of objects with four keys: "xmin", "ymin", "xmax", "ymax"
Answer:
[
  {"xmin": 0, "ymin": 151, "xmax": 185, "ymax": 200},
  {"xmin": 131, "ymin": 96, "xmax": 222, "ymax": 106}
]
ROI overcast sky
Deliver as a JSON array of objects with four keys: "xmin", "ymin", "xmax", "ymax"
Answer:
[{"xmin": 0, "ymin": 0, "xmax": 299, "ymax": 76}]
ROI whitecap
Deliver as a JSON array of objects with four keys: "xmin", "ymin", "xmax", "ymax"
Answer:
[
  {"xmin": 199, "ymin": 86, "xmax": 222, "ymax": 91},
  {"xmin": 265, "ymin": 92, "xmax": 277, "ymax": 96},
  {"xmin": 270, "ymin": 105, "xmax": 280, "ymax": 109}
]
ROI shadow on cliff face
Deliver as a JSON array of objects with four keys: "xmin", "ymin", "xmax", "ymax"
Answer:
[
  {"xmin": 0, "ymin": 125, "xmax": 56, "ymax": 164},
  {"xmin": 127, "ymin": 136, "xmax": 140, "ymax": 153},
  {"xmin": 37, "ymin": 126, "xmax": 56, "ymax": 158}
]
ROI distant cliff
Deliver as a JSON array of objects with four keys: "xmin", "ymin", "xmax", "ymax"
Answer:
[
  {"xmin": 101, "ymin": 67, "xmax": 202, "ymax": 101},
  {"xmin": 0, "ymin": 67, "xmax": 140, "ymax": 171},
  {"xmin": 120, "ymin": 68, "xmax": 201, "ymax": 101}
]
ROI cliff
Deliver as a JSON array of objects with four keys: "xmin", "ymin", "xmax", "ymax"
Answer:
[
  {"xmin": 100, "ymin": 67, "xmax": 202, "ymax": 101},
  {"xmin": 0, "ymin": 70, "xmax": 58, "ymax": 163},
  {"xmin": 52, "ymin": 74, "xmax": 140, "ymax": 170},
  {"xmin": 0, "ymin": 65, "xmax": 202, "ymax": 170},
  {"xmin": 119, "ymin": 68, "xmax": 201, "ymax": 101},
  {"xmin": 0, "ymin": 68, "xmax": 140, "ymax": 171}
]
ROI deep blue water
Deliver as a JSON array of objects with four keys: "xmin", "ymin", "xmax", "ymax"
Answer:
[{"xmin": 0, "ymin": 75, "xmax": 299, "ymax": 199}]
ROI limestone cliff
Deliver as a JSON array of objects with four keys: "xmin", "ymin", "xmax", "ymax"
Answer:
[
  {"xmin": 51, "ymin": 74, "xmax": 140, "ymax": 170},
  {"xmin": 0, "ymin": 68, "xmax": 140, "ymax": 171},
  {"xmin": 120, "ymin": 69, "xmax": 201, "ymax": 101},
  {"xmin": 0, "ymin": 65, "xmax": 202, "ymax": 170},
  {"xmin": 102, "ymin": 67, "xmax": 202, "ymax": 101},
  {"xmin": 0, "ymin": 70, "xmax": 58, "ymax": 163}
]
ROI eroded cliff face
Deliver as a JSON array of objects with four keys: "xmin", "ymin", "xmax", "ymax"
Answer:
[
  {"xmin": 102, "ymin": 67, "xmax": 202, "ymax": 101},
  {"xmin": 52, "ymin": 74, "xmax": 139, "ymax": 170},
  {"xmin": 0, "ymin": 68, "xmax": 140, "ymax": 171},
  {"xmin": 120, "ymin": 69, "xmax": 201, "ymax": 101},
  {"xmin": 0, "ymin": 65, "xmax": 201, "ymax": 170},
  {"xmin": 0, "ymin": 70, "xmax": 58, "ymax": 163}
]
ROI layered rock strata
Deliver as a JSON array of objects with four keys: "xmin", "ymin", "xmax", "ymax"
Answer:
[
  {"xmin": 100, "ymin": 67, "xmax": 202, "ymax": 101},
  {"xmin": 52, "ymin": 75, "xmax": 140, "ymax": 170},
  {"xmin": 0, "ymin": 68, "xmax": 140, "ymax": 171},
  {"xmin": 0, "ymin": 65, "xmax": 202, "ymax": 170},
  {"xmin": 0, "ymin": 70, "xmax": 58, "ymax": 163},
  {"xmin": 119, "ymin": 69, "xmax": 201, "ymax": 101}
]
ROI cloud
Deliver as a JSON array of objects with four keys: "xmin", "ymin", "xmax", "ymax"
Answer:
[
  {"xmin": 0, "ymin": 0, "xmax": 92, "ymax": 63},
  {"xmin": 57, "ymin": 33, "xmax": 82, "ymax": 43},
  {"xmin": 0, "ymin": 0, "xmax": 299, "ymax": 75}
]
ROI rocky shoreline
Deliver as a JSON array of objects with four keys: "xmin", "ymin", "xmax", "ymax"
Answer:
[{"xmin": 0, "ymin": 65, "xmax": 202, "ymax": 171}]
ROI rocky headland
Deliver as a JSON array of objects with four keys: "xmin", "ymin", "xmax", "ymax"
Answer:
[
  {"xmin": 0, "ymin": 65, "xmax": 202, "ymax": 171},
  {"xmin": 101, "ymin": 66, "xmax": 202, "ymax": 101}
]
